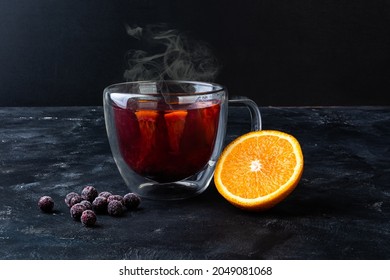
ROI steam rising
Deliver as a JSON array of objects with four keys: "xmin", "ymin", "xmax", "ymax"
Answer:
[{"xmin": 124, "ymin": 24, "xmax": 219, "ymax": 82}]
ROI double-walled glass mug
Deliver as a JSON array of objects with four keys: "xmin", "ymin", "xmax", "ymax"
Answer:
[{"xmin": 103, "ymin": 80, "xmax": 261, "ymax": 200}]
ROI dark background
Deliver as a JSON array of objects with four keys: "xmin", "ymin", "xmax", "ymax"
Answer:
[{"xmin": 1, "ymin": 0, "xmax": 390, "ymax": 107}]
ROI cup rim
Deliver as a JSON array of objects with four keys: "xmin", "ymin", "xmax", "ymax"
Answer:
[{"xmin": 104, "ymin": 80, "xmax": 226, "ymax": 96}]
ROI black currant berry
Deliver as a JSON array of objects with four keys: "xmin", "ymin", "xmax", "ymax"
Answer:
[
  {"xmin": 65, "ymin": 192, "xmax": 79, "ymax": 207},
  {"xmin": 98, "ymin": 191, "xmax": 112, "ymax": 199},
  {"xmin": 92, "ymin": 196, "xmax": 108, "ymax": 214},
  {"xmin": 38, "ymin": 196, "xmax": 54, "ymax": 213},
  {"xmin": 81, "ymin": 210, "xmax": 97, "ymax": 227},
  {"xmin": 107, "ymin": 194, "xmax": 124, "ymax": 205},
  {"xmin": 107, "ymin": 200, "xmax": 124, "ymax": 217},
  {"xmin": 79, "ymin": 200, "xmax": 92, "ymax": 210},
  {"xmin": 81, "ymin": 185, "xmax": 98, "ymax": 202},
  {"xmin": 123, "ymin": 193, "xmax": 141, "ymax": 210},
  {"xmin": 70, "ymin": 203, "xmax": 87, "ymax": 221}
]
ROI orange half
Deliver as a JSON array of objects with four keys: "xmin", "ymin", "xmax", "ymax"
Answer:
[{"xmin": 214, "ymin": 130, "xmax": 304, "ymax": 211}]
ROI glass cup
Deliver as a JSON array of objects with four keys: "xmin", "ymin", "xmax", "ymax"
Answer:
[{"xmin": 103, "ymin": 80, "xmax": 261, "ymax": 200}]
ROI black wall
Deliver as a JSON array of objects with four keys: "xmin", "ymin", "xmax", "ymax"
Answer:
[{"xmin": 1, "ymin": 0, "xmax": 390, "ymax": 106}]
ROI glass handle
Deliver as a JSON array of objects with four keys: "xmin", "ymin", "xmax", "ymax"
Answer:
[{"xmin": 228, "ymin": 96, "xmax": 262, "ymax": 131}]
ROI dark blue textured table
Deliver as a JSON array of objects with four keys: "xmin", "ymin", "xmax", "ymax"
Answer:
[{"xmin": 0, "ymin": 106, "xmax": 389, "ymax": 259}]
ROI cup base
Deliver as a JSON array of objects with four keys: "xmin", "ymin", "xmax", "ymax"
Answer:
[{"xmin": 135, "ymin": 181, "xmax": 209, "ymax": 200}]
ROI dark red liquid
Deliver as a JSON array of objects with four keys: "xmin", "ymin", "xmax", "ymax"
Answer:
[{"xmin": 113, "ymin": 102, "xmax": 220, "ymax": 182}]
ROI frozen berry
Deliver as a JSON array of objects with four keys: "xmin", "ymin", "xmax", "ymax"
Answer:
[
  {"xmin": 68, "ymin": 194, "xmax": 83, "ymax": 207},
  {"xmin": 81, "ymin": 185, "xmax": 98, "ymax": 202},
  {"xmin": 65, "ymin": 192, "xmax": 79, "ymax": 207},
  {"xmin": 70, "ymin": 203, "xmax": 87, "ymax": 221},
  {"xmin": 79, "ymin": 200, "xmax": 92, "ymax": 210},
  {"xmin": 92, "ymin": 196, "xmax": 108, "ymax": 214},
  {"xmin": 123, "ymin": 193, "xmax": 141, "ymax": 210},
  {"xmin": 107, "ymin": 194, "xmax": 124, "ymax": 205},
  {"xmin": 98, "ymin": 191, "xmax": 112, "ymax": 198},
  {"xmin": 38, "ymin": 196, "xmax": 54, "ymax": 213},
  {"xmin": 81, "ymin": 210, "xmax": 96, "ymax": 227},
  {"xmin": 107, "ymin": 200, "xmax": 124, "ymax": 217}
]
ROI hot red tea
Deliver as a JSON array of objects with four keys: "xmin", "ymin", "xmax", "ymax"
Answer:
[{"xmin": 113, "ymin": 101, "xmax": 221, "ymax": 182}]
